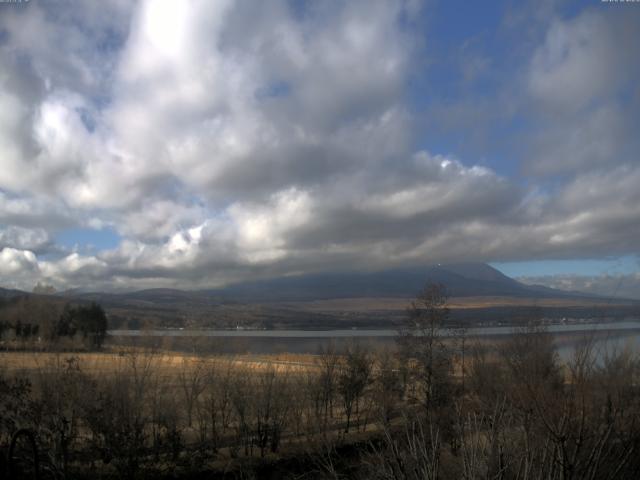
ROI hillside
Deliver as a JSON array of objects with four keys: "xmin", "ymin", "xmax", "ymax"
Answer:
[
  {"xmin": 2, "ymin": 264, "xmax": 637, "ymax": 330},
  {"xmin": 204, "ymin": 263, "xmax": 606, "ymax": 302},
  {"xmin": 0, "ymin": 287, "xmax": 27, "ymax": 300},
  {"xmin": 58, "ymin": 263, "xmax": 640, "ymax": 329}
]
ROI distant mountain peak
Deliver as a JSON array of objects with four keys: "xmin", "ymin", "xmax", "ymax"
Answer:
[
  {"xmin": 0, "ymin": 286, "xmax": 28, "ymax": 299},
  {"xmin": 196, "ymin": 262, "xmax": 569, "ymax": 302},
  {"xmin": 2, "ymin": 263, "xmax": 616, "ymax": 308},
  {"xmin": 431, "ymin": 263, "xmax": 518, "ymax": 284}
]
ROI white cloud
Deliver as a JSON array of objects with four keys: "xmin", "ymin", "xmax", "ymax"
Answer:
[
  {"xmin": 0, "ymin": 248, "xmax": 39, "ymax": 276},
  {"xmin": 0, "ymin": 1, "xmax": 638, "ymax": 291}
]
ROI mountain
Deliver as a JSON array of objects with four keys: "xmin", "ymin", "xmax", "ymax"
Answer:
[
  {"xmin": 206, "ymin": 263, "xmax": 583, "ymax": 302},
  {"xmin": 3, "ymin": 264, "xmax": 636, "ymax": 330},
  {"xmin": 45, "ymin": 262, "xmax": 624, "ymax": 307},
  {"xmin": 0, "ymin": 286, "xmax": 27, "ymax": 300},
  {"xmin": 0, "ymin": 263, "xmax": 612, "ymax": 306}
]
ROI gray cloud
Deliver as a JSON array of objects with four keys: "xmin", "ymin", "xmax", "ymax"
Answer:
[
  {"xmin": 527, "ymin": 9, "xmax": 640, "ymax": 114},
  {"xmin": 0, "ymin": 1, "xmax": 638, "ymax": 291},
  {"xmin": 0, "ymin": 226, "xmax": 51, "ymax": 254},
  {"xmin": 524, "ymin": 8, "xmax": 640, "ymax": 176}
]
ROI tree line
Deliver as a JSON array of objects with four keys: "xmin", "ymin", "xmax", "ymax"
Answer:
[{"xmin": 0, "ymin": 296, "xmax": 108, "ymax": 349}]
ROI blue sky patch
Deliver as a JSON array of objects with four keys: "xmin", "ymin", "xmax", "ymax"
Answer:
[
  {"xmin": 56, "ymin": 227, "xmax": 121, "ymax": 253},
  {"xmin": 492, "ymin": 256, "xmax": 639, "ymax": 278}
]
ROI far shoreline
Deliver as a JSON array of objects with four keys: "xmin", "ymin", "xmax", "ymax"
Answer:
[{"xmin": 108, "ymin": 319, "xmax": 640, "ymax": 338}]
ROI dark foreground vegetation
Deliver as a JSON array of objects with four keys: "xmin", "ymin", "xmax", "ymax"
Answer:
[
  {"xmin": 0, "ymin": 295, "xmax": 108, "ymax": 350},
  {"xmin": 1, "ymin": 285, "xmax": 640, "ymax": 479}
]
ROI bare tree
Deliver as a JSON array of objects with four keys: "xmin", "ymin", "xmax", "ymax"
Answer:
[
  {"xmin": 374, "ymin": 349, "xmax": 404, "ymax": 425},
  {"xmin": 315, "ymin": 343, "xmax": 341, "ymax": 430},
  {"xmin": 82, "ymin": 352, "xmax": 156, "ymax": 479},
  {"xmin": 229, "ymin": 365, "xmax": 254, "ymax": 457},
  {"xmin": 253, "ymin": 366, "xmax": 291, "ymax": 456},
  {"xmin": 338, "ymin": 343, "xmax": 372, "ymax": 434},
  {"xmin": 177, "ymin": 356, "xmax": 206, "ymax": 427},
  {"xmin": 368, "ymin": 414, "xmax": 442, "ymax": 480},
  {"xmin": 397, "ymin": 283, "xmax": 454, "ymax": 411}
]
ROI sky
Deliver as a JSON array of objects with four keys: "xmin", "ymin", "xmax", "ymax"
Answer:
[{"xmin": 0, "ymin": 0, "xmax": 639, "ymax": 296}]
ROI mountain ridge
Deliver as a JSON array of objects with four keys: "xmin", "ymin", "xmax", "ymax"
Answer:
[
  {"xmin": 1, "ymin": 263, "xmax": 631, "ymax": 304},
  {"xmin": 3, "ymin": 264, "xmax": 638, "ymax": 330},
  {"xmin": 198, "ymin": 262, "xmax": 616, "ymax": 302}
]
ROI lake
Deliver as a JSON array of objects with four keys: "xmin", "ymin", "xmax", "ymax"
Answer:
[{"xmin": 108, "ymin": 320, "xmax": 640, "ymax": 357}]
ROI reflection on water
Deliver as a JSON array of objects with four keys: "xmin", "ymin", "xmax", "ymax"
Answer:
[
  {"xmin": 555, "ymin": 331, "xmax": 640, "ymax": 363},
  {"xmin": 108, "ymin": 321, "xmax": 640, "ymax": 357},
  {"xmin": 109, "ymin": 321, "xmax": 640, "ymax": 338}
]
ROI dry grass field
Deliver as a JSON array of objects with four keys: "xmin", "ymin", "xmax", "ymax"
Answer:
[
  {"xmin": 282, "ymin": 295, "xmax": 629, "ymax": 313},
  {"xmin": 2, "ymin": 327, "xmax": 640, "ymax": 479},
  {"xmin": 0, "ymin": 349, "xmax": 323, "ymax": 377}
]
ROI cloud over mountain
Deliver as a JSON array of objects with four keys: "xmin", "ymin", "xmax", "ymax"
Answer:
[{"xmin": 0, "ymin": 1, "xmax": 638, "ymax": 291}]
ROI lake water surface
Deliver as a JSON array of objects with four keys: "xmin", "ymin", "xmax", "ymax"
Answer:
[
  {"xmin": 109, "ymin": 321, "xmax": 640, "ymax": 338},
  {"xmin": 108, "ymin": 320, "xmax": 640, "ymax": 356}
]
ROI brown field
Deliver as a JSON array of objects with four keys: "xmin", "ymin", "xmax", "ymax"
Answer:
[
  {"xmin": 2, "ymin": 331, "xmax": 640, "ymax": 479},
  {"xmin": 282, "ymin": 295, "xmax": 627, "ymax": 312},
  {"xmin": 0, "ymin": 349, "xmax": 323, "ymax": 377}
]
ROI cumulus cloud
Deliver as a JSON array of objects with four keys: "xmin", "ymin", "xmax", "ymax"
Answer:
[
  {"xmin": 0, "ymin": 248, "xmax": 41, "ymax": 289},
  {"xmin": 0, "ymin": 248, "xmax": 39, "ymax": 275},
  {"xmin": 0, "ymin": 1, "xmax": 638, "ymax": 291}
]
